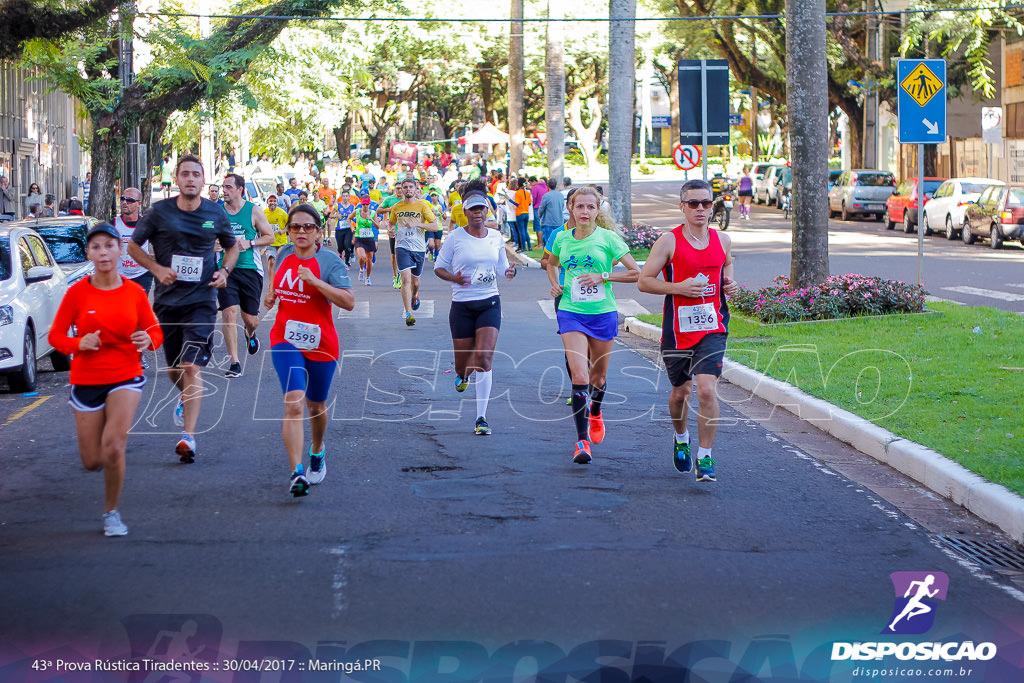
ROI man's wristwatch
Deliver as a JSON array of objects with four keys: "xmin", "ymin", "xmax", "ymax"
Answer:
[{"xmin": 601, "ymin": 272, "xmax": 610, "ymax": 281}]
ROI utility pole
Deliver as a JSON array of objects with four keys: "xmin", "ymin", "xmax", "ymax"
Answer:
[
  {"xmin": 750, "ymin": 27, "xmax": 758, "ymax": 162},
  {"xmin": 119, "ymin": 2, "xmax": 140, "ymax": 193}
]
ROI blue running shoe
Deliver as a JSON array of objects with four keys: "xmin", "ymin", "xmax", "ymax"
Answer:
[
  {"xmin": 474, "ymin": 417, "xmax": 491, "ymax": 435},
  {"xmin": 673, "ymin": 439, "xmax": 692, "ymax": 473},
  {"xmin": 290, "ymin": 467, "xmax": 309, "ymax": 497},
  {"xmin": 173, "ymin": 394, "xmax": 184, "ymax": 428},
  {"xmin": 412, "ymin": 295, "xmax": 420, "ymax": 311},
  {"xmin": 695, "ymin": 455, "xmax": 717, "ymax": 482},
  {"xmin": 455, "ymin": 375, "xmax": 469, "ymax": 392}
]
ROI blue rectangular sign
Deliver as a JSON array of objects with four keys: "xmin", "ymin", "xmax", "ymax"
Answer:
[{"xmin": 897, "ymin": 59, "xmax": 946, "ymax": 144}]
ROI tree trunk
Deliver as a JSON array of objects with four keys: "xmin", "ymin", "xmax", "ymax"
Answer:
[
  {"xmin": 608, "ymin": 0, "xmax": 635, "ymax": 228},
  {"xmin": 545, "ymin": 0, "xmax": 566, "ymax": 187},
  {"xmin": 87, "ymin": 111, "xmax": 127, "ymax": 222},
  {"xmin": 787, "ymin": 0, "xmax": 829, "ymax": 289},
  {"xmin": 567, "ymin": 92, "xmax": 602, "ymax": 171},
  {"xmin": 509, "ymin": 0, "xmax": 525, "ymax": 175},
  {"xmin": 138, "ymin": 116, "xmax": 168, "ymax": 213}
]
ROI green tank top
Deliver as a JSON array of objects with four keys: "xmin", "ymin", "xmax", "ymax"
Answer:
[{"xmin": 224, "ymin": 201, "xmax": 262, "ymax": 274}]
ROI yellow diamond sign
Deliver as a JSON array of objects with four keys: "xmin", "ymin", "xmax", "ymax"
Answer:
[{"xmin": 900, "ymin": 63, "xmax": 943, "ymax": 107}]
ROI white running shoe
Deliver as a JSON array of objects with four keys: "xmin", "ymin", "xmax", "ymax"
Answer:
[
  {"xmin": 173, "ymin": 394, "xmax": 184, "ymax": 428},
  {"xmin": 103, "ymin": 510, "xmax": 128, "ymax": 536}
]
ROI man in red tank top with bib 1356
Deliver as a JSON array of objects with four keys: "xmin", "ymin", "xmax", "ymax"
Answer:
[{"xmin": 639, "ymin": 179, "xmax": 740, "ymax": 483}]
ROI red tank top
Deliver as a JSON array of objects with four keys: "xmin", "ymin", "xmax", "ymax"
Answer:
[{"xmin": 660, "ymin": 225, "xmax": 728, "ymax": 350}]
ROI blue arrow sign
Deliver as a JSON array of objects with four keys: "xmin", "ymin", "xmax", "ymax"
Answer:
[{"xmin": 897, "ymin": 59, "xmax": 946, "ymax": 144}]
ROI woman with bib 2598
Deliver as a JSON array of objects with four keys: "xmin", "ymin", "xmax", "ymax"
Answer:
[{"xmin": 264, "ymin": 204, "xmax": 354, "ymax": 497}]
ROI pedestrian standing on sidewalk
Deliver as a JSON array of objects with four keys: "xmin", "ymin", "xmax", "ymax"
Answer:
[
  {"xmin": 434, "ymin": 180, "xmax": 517, "ymax": 436},
  {"xmin": 49, "ymin": 223, "xmax": 164, "ymax": 536},
  {"xmin": 263, "ymin": 203, "xmax": 354, "ymax": 497},
  {"xmin": 545, "ymin": 186, "xmax": 640, "ymax": 464},
  {"xmin": 637, "ymin": 179, "xmax": 740, "ymax": 482},
  {"xmin": 127, "ymin": 154, "xmax": 238, "ymax": 464}
]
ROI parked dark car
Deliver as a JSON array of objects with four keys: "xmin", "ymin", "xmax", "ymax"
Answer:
[
  {"xmin": 961, "ymin": 184, "xmax": 1024, "ymax": 249},
  {"xmin": 8, "ymin": 215, "xmax": 99, "ymax": 286},
  {"xmin": 884, "ymin": 177, "xmax": 945, "ymax": 233},
  {"xmin": 827, "ymin": 169, "xmax": 843, "ymax": 193}
]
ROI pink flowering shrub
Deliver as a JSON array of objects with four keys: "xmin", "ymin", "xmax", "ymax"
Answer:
[
  {"xmin": 623, "ymin": 222, "xmax": 661, "ymax": 250},
  {"xmin": 731, "ymin": 274, "xmax": 927, "ymax": 323}
]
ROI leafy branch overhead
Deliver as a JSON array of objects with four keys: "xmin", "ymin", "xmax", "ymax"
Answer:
[{"xmin": 0, "ymin": 0, "xmax": 122, "ymax": 60}]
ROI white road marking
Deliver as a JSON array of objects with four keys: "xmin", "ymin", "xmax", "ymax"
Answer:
[
  {"xmin": 538, "ymin": 299, "xmax": 556, "ymax": 319},
  {"xmin": 925, "ymin": 295, "xmax": 965, "ymax": 306},
  {"xmin": 616, "ymin": 298, "xmax": 651, "ymax": 316},
  {"xmin": 942, "ymin": 286, "xmax": 1024, "ymax": 302},
  {"xmin": 336, "ymin": 300, "xmax": 370, "ymax": 319},
  {"xmin": 1005, "ymin": 283, "xmax": 1024, "ymax": 289}
]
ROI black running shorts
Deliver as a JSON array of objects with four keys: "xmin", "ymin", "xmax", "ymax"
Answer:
[
  {"xmin": 661, "ymin": 332, "xmax": 728, "ymax": 386},
  {"xmin": 70, "ymin": 375, "xmax": 146, "ymax": 412},
  {"xmin": 217, "ymin": 268, "xmax": 263, "ymax": 316},
  {"xmin": 155, "ymin": 300, "xmax": 217, "ymax": 368},
  {"xmin": 449, "ymin": 296, "xmax": 501, "ymax": 339}
]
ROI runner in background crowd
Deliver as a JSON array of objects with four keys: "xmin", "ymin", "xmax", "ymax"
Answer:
[{"xmin": 263, "ymin": 194, "xmax": 290, "ymax": 285}]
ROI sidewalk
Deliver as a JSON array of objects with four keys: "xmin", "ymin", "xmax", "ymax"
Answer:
[{"xmin": 621, "ymin": 316, "xmax": 1024, "ymax": 544}]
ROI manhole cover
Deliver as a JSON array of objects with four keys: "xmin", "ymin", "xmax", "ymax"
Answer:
[{"xmin": 933, "ymin": 536, "xmax": 1024, "ymax": 571}]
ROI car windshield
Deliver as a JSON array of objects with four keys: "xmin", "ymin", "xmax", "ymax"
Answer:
[
  {"xmin": 254, "ymin": 179, "xmax": 277, "ymax": 197},
  {"xmin": 0, "ymin": 237, "xmax": 11, "ymax": 281},
  {"xmin": 922, "ymin": 180, "xmax": 944, "ymax": 195},
  {"xmin": 856, "ymin": 173, "xmax": 895, "ymax": 187},
  {"xmin": 960, "ymin": 182, "xmax": 990, "ymax": 195},
  {"xmin": 35, "ymin": 224, "xmax": 89, "ymax": 264},
  {"xmin": 781, "ymin": 168, "xmax": 792, "ymax": 184},
  {"xmin": 1008, "ymin": 188, "xmax": 1024, "ymax": 207}
]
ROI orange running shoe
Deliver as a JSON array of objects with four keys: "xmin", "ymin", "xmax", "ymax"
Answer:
[{"xmin": 588, "ymin": 412, "xmax": 605, "ymax": 444}]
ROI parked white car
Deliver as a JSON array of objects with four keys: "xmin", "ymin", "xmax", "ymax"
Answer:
[
  {"xmin": 756, "ymin": 165, "xmax": 786, "ymax": 205},
  {"xmin": 0, "ymin": 223, "xmax": 71, "ymax": 392},
  {"xmin": 921, "ymin": 177, "xmax": 1005, "ymax": 240}
]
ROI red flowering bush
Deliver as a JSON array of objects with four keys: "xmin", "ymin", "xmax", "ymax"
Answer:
[{"xmin": 731, "ymin": 274, "xmax": 928, "ymax": 323}]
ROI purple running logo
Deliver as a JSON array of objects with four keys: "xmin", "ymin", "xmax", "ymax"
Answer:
[{"xmin": 882, "ymin": 571, "xmax": 949, "ymax": 635}]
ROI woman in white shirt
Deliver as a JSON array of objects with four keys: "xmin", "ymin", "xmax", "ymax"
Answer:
[{"xmin": 434, "ymin": 180, "xmax": 517, "ymax": 436}]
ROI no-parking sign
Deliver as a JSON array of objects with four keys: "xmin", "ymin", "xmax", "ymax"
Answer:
[{"xmin": 672, "ymin": 144, "xmax": 701, "ymax": 171}]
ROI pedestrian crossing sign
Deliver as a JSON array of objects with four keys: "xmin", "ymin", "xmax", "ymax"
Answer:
[{"xmin": 900, "ymin": 63, "xmax": 943, "ymax": 107}]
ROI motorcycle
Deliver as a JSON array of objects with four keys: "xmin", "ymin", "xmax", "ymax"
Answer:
[{"xmin": 711, "ymin": 184, "xmax": 734, "ymax": 231}]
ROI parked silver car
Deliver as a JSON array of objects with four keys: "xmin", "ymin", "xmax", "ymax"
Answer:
[
  {"xmin": 828, "ymin": 169, "xmax": 897, "ymax": 221},
  {"xmin": 920, "ymin": 177, "xmax": 1004, "ymax": 240},
  {"xmin": 756, "ymin": 165, "xmax": 786, "ymax": 205}
]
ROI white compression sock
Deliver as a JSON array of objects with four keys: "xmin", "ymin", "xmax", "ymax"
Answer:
[{"xmin": 475, "ymin": 370, "xmax": 493, "ymax": 419}]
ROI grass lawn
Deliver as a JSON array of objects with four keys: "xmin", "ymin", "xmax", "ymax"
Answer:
[{"xmin": 636, "ymin": 303, "xmax": 1024, "ymax": 497}]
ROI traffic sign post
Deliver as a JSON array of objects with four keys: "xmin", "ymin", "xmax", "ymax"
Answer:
[
  {"xmin": 678, "ymin": 59, "xmax": 729, "ymax": 180},
  {"xmin": 897, "ymin": 58, "xmax": 947, "ymax": 285}
]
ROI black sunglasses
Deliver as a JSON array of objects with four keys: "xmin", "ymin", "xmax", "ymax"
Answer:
[
  {"xmin": 684, "ymin": 200, "xmax": 714, "ymax": 209},
  {"xmin": 120, "ymin": 196, "xmax": 140, "ymax": 203}
]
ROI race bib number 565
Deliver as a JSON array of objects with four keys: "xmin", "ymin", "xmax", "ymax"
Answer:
[{"xmin": 570, "ymin": 276, "xmax": 605, "ymax": 304}]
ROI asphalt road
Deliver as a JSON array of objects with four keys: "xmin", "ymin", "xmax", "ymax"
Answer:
[
  {"xmin": 1, "ymin": 244, "xmax": 1022, "ymax": 682},
  {"xmin": 626, "ymin": 179, "xmax": 1024, "ymax": 315}
]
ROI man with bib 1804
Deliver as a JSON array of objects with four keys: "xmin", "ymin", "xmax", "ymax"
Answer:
[
  {"xmin": 128, "ymin": 155, "xmax": 239, "ymax": 464},
  {"xmin": 638, "ymin": 179, "xmax": 740, "ymax": 483}
]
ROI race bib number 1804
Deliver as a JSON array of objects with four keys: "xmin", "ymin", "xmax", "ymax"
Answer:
[
  {"xmin": 570, "ymin": 276, "xmax": 605, "ymax": 304},
  {"xmin": 284, "ymin": 320, "xmax": 322, "ymax": 350},
  {"xmin": 171, "ymin": 254, "xmax": 203, "ymax": 282}
]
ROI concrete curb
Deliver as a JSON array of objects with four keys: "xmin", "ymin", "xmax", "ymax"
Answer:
[
  {"xmin": 505, "ymin": 243, "xmax": 541, "ymax": 268},
  {"xmin": 621, "ymin": 316, "xmax": 1024, "ymax": 544}
]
